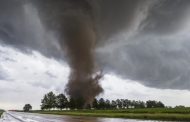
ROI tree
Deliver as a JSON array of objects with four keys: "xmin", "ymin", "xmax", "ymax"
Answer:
[
  {"xmin": 41, "ymin": 91, "xmax": 56, "ymax": 110},
  {"xmin": 133, "ymin": 101, "xmax": 145, "ymax": 108},
  {"xmin": 175, "ymin": 105, "xmax": 185, "ymax": 108},
  {"xmin": 75, "ymin": 97, "xmax": 85, "ymax": 109},
  {"xmin": 98, "ymin": 98, "xmax": 105, "ymax": 109},
  {"xmin": 156, "ymin": 101, "xmax": 165, "ymax": 108},
  {"xmin": 111, "ymin": 100, "xmax": 117, "ymax": 109},
  {"xmin": 138, "ymin": 101, "xmax": 146, "ymax": 108},
  {"xmin": 146, "ymin": 100, "xmax": 165, "ymax": 108},
  {"xmin": 23, "ymin": 104, "xmax": 32, "ymax": 112},
  {"xmin": 116, "ymin": 99, "xmax": 122, "ymax": 109},
  {"xmin": 47, "ymin": 91, "xmax": 57, "ymax": 109},
  {"xmin": 131, "ymin": 100, "xmax": 136, "ymax": 108},
  {"xmin": 105, "ymin": 99, "xmax": 111, "ymax": 109},
  {"xmin": 123, "ymin": 99, "xmax": 131, "ymax": 109},
  {"xmin": 56, "ymin": 94, "xmax": 68, "ymax": 110},
  {"xmin": 40, "ymin": 91, "xmax": 166, "ymax": 110},
  {"xmin": 41, "ymin": 94, "xmax": 49, "ymax": 110},
  {"xmin": 146, "ymin": 100, "xmax": 156, "ymax": 108},
  {"xmin": 92, "ymin": 98, "xmax": 98, "ymax": 109},
  {"xmin": 68, "ymin": 97, "xmax": 76, "ymax": 109}
]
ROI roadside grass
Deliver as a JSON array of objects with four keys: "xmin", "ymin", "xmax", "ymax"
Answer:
[
  {"xmin": 30, "ymin": 108, "xmax": 190, "ymax": 121},
  {"xmin": 0, "ymin": 110, "xmax": 4, "ymax": 117}
]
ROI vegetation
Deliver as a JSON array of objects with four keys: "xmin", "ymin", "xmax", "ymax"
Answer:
[
  {"xmin": 32, "ymin": 108, "xmax": 190, "ymax": 121},
  {"xmin": 41, "ymin": 91, "xmax": 57, "ymax": 110},
  {"xmin": 25, "ymin": 91, "xmax": 190, "ymax": 121},
  {"xmin": 56, "ymin": 93, "xmax": 68, "ymax": 110},
  {"xmin": 40, "ymin": 91, "xmax": 165, "ymax": 110},
  {"xmin": 0, "ymin": 109, "xmax": 4, "ymax": 117},
  {"xmin": 146, "ymin": 100, "xmax": 165, "ymax": 108},
  {"xmin": 23, "ymin": 104, "xmax": 32, "ymax": 112}
]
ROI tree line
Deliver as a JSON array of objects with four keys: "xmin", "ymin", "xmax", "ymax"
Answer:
[
  {"xmin": 40, "ymin": 91, "xmax": 165, "ymax": 110},
  {"xmin": 23, "ymin": 104, "xmax": 32, "ymax": 112}
]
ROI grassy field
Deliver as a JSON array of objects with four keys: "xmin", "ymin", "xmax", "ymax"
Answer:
[{"xmin": 31, "ymin": 108, "xmax": 190, "ymax": 121}]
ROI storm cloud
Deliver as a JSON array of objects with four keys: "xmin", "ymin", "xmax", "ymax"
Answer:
[
  {"xmin": 0, "ymin": 0, "xmax": 190, "ymax": 91},
  {"xmin": 97, "ymin": 0, "xmax": 190, "ymax": 90}
]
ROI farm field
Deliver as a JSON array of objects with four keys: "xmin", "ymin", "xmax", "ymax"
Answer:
[{"xmin": 30, "ymin": 108, "xmax": 190, "ymax": 121}]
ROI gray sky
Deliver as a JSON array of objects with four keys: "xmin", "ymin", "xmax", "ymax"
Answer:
[
  {"xmin": 1, "ymin": 0, "xmax": 190, "ymax": 110},
  {"xmin": 1, "ymin": 45, "xmax": 190, "ymax": 110}
]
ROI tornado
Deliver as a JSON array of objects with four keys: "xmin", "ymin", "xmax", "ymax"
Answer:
[
  {"xmin": 61, "ymin": 14, "xmax": 103, "ymax": 106},
  {"xmin": 57, "ymin": 2, "xmax": 104, "ymax": 107},
  {"xmin": 34, "ymin": 0, "xmax": 104, "ymax": 107},
  {"xmin": 31, "ymin": 0, "xmax": 145, "ymax": 107}
]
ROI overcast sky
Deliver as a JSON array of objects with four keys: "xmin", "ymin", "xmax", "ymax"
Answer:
[
  {"xmin": 1, "ymin": 0, "xmax": 190, "ymax": 110},
  {"xmin": 1, "ymin": 45, "xmax": 190, "ymax": 110}
]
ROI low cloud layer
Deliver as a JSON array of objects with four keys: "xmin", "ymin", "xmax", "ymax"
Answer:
[{"xmin": 0, "ymin": 0, "xmax": 190, "ymax": 91}]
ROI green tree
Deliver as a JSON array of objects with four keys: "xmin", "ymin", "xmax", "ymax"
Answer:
[
  {"xmin": 156, "ymin": 101, "xmax": 165, "ymax": 108},
  {"xmin": 123, "ymin": 99, "xmax": 131, "ymax": 109},
  {"xmin": 175, "ymin": 105, "xmax": 185, "ymax": 108},
  {"xmin": 111, "ymin": 100, "xmax": 117, "ymax": 109},
  {"xmin": 92, "ymin": 98, "xmax": 98, "ymax": 109},
  {"xmin": 46, "ymin": 91, "xmax": 56, "ymax": 109},
  {"xmin": 146, "ymin": 100, "xmax": 156, "ymax": 108},
  {"xmin": 41, "ymin": 94, "xmax": 49, "ymax": 110},
  {"xmin": 75, "ymin": 97, "xmax": 85, "ymax": 109},
  {"xmin": 133, "ymin": 101, "xmax": 145, "ymax": 108},
  {"xmin": 56, "ymin": 94, "xmax": 68, "ymax": 110},
  {"xmin": 98, "ymin": 98, "xmax": 105, "ymax": 109},
  {"xmin": 23, "ymin": 104, "xmax": 32, "ymax": 112},
  {"xmin": 138, "ymin": 101, "xmax": 146, "ymax": 108},
  {"xmin": 116, "ymin": 99, "xmax": 122, "ymax": 109},
  {"xmin": 146, "ymin": 100, "xmax": 165, "ymax": 108},
  {"xmin": 41, "ymin": 91, "xmax": 56, "ymax": 110},
  {"xmin": 68, "ymin": 98, "xmax": 76, "ymax": 109},
  {"xmin": 105, "ymin": 99, "xmax": 111, "ymax": 109}
]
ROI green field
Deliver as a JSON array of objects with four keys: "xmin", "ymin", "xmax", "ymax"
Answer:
[{"xmin": 31, "ymin": 108, "xmax": 190, "ymax": 121}]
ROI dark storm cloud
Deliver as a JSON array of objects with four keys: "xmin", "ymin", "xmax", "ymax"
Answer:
[
  {"xmin": 96, "ymin": 0, "xmax": 190, "ymax": 90},
  {"xmin": 0, "ymin": 0, "xmax": 64, "ymax": 59},
  {"xmin": 140, "ymin": 0, "xmax": 190, "ymax": 34},
  {"xmin": 98, "ymin": 35, "xmax": 190, "ymax": 90},
  {"xmin": 0, "ymin": 0, "xmax": 190, "ymax": 91}
]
